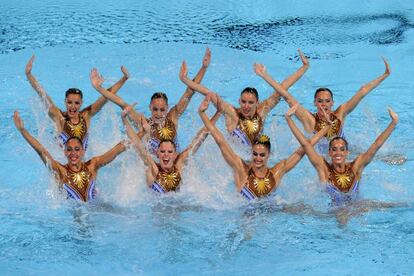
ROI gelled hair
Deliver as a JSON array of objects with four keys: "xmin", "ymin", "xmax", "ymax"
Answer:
[
  {"xmin": 253, "ymin": 134, "xmax": 271, "ymax": 151},
  {"xmin": 314, "ymin": 87, "xmax": 333, "ymax": 100},
  {"xmin": 151, "ymin": 92, "xmax": 168, "ymax": 104},
  {"xmin": 65, "ymin": 88, "xmax": 83, "ymax": 99},
  {"xmin": 240, "ymin": 87, "xmax": 259, "ymax": 101},
  {"xmin": 158, "ymin": 139, "xmax": 176, "ymax": 150},
  {"xmin": 65, "ymin": 136, "xmax": 84, "ymax": 149},
  {"xmin": 329, "ymin": 136, "xmax": 348, "ymax": 151}
]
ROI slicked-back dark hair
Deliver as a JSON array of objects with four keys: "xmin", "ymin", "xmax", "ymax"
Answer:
[{"xmin": 314, "ymin": 87, "xmax": 333, "ymax": 100}]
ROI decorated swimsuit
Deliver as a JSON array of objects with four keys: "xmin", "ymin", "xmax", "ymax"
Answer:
[
  {"xmin": 240, "ymin": 165, "xmax": 276, "ymax": 201},
  {"xmin": 151, "ymin": 164, "xmax": 182, "ymax": 194},
  {"xmin": 231, "ymin": 110, "xmax": 264, "ymax": 146},
  {"xmin": 324, "ymin": 160, "xmax": 359, "ymax": 205},
  {"xmin": 313, "ymin": 112, "xmax": 345, "ymax": 154},
  {"xmin": 147, "ymin": 117, "xmax": 178, "ymax": 154},
  {"xmin": 58, "ymin": 112, "xmax": 89, "ymax": 150},
  {"xmin": 63, "ymin": 164, "xmax": 96, "ymax": 202}
]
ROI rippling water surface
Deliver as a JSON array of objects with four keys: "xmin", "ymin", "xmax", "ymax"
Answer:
[{"xmin": 1, "ymin": 0, "xmax": 414, "ymax": 274}]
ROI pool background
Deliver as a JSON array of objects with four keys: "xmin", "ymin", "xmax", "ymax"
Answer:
[{"xmin": 1, "ymin": 0, "xmax": 414, "ymax": 274}]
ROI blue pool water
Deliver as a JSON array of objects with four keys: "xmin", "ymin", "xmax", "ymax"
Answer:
[{"xmin": 1, "ymin": 0, "xmax": 414, "ymax": 274}]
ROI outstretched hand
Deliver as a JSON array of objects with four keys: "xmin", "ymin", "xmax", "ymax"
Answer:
[
  {"xmin": 382, "ymin": 57, "xmax": 391, "ymax": 76},
  {"xmin": 253, "ymin": 63, "xmax": 266, "ymax": 77},
  {"xmin": 285, "ymin": 103, "xmax": 299, "ymax": 117},
  {"xmin": 121, "ymin": 66, "xmax": 130, "ymax": 79},
  {"xmin": 202, "ymin": 47, "xmax": 211, "ymax": 68},
  {"xmin": 298, "ymin": 49, "xmax": 309, "ymax": 67},
  {"xmin": 13, "ymin": 111, "xmax": 24, "ymax": 130},
  {"xmin": 90, "ymin": 68, "xmax": 104, "ymax": 89},
  {"xmin": 198, "ymin": 95, "xmax": 211, "ymax": 113},
  {"xmin": 387, "ymin": 107, "xmax": 398, "ymax": 124},
  {"xmin": 179, "ymin": 61, "xmax": 188, "ymax": 81},
  {"xmin": 25, "ymin": 55, "xmax": 35, "ymax": 75}
]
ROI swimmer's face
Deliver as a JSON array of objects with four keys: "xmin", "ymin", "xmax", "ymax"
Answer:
[
  {"xmin": 251, "ymin": 144, "xmax": 270, "ymax": 168},
  {"xmin": 150, "ymin": 98, "xmax": 168, "ymax": 123},
  {"xmin": 328, "ymin": 139, "xmax": 349, "ymax": 165},
  {"xmin": 314, "ymin": 90, "xmax": 334, "ymax": 115},
  {"xmin": 64, "ymin": 139, "xmax": 84, "ymax": 165},
  {"xmin": 157, "ymin": 141, "xmax": 177, "ymax": 170},
  {"xmin": 65, "ymin": 94, "xmax": 83, "ymax": 119},
  {"xmin": 239, "ymin": 92, "xmax": 258, "ymax": 118}
]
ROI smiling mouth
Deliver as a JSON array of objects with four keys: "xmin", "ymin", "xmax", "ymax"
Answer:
[{"xmin": 69, "ymin": 156, "xmax": 78, "ymax": 162}]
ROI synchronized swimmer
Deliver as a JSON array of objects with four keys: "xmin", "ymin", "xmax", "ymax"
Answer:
[
  {"xmin": 14, "ymin": 49, "xmax": 398, "ymax": 206},
  {"xmin": 25, "ymin": 55, "xmax": 129, "ymax": 150}
]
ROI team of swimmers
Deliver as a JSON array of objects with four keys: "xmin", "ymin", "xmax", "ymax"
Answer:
[{"xmin": 14, "ymin": 49, "xmax": 398, "ymax": 205}]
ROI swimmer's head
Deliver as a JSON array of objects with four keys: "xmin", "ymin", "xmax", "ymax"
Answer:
[
  {"xmin": 252, "ymin": 135, "xmax": 271, "ymax": 167},
  {"xmin": 64, "ymin": 137, "xmax": 85, "ymax": 165},
  {"xmin": 65, "ymin": 88, "xmax": 83, "ymax": 99},
  {"xmin": 65, "ymin": 88, "xmax": 83, "ymax": 118},
  {"xmin": 150, "ymin": 92, "xmax": 169, "ymax": 122},
  {"xmin": 328, "ymin": 137, "xmax": 349, "ymax": 164},
  {"xmin": 157, "ymin": 139, "xmax": 178, "ymax": 170},
  {"xmin": 314, "ymin": 87, "xmax": 334, "ymax": 115},
  {"xmin": 239, "ymin": 87, "xmax": 259, "ymax": 117}
]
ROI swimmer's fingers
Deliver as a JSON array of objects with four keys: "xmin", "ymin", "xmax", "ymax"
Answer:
[
  {"xmin": 285, "ymin": 103, "xmax": 299, "ymax": 117},
  {"xmin": 253, "ymin": 63, "xmax": 266, "ymax": 76},
  {"xmin": 387, "ymin": 107, "xmax": 398, "ymax": 123},
  {"xmin": 381, "ymin": 57, "xmax": 391, "ymax": 76},
  {"xmin": 25, "ymin": 55, "xmax": 35, "ymax": 75},
  {"xmin": 90, "ymin": 68, "xmax": 104, "ymax": 88},
  {"xmin": 121, "ymin": 66, "xmax": 130, "ymax": 79},
  {"xmin": 202, "ymin": 47, "xmax": 211, "ymax": 68},
  {"xmin": 321, "ymin": 108, "xmax": 333, "ymax": 124},
  {"xmin": 298, "ymin": 49, "xmax": 309, "ymax": 66},
  {"xmin": 179, "ymin": 61, "xmax": 188, "ymax": 81},
  {"xmin": 13, "ymin": 111, "xmax": 24, "ymax": 130}
]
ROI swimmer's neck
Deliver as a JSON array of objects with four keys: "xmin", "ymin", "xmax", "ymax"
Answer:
[
  {"xmin": 251, "ymin": 165, "xmax": 268, "ymax": 177},
  {"xmin": 66, "ymin": 111, "xmax": 81, "ymax": 124},
  {"xmin": 67, "ymin": 162, "xmax": 83, "ymax": 172},
  {"xmin": 331, "ymin": 162, "xmax": 347, "ymax": 173},
  {"xmin": 317, "ymin": 109, "xmax": 333, "ymax": 118}
]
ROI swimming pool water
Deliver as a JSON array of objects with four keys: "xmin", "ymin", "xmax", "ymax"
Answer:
[{"xmin": 1, "ymin": 0, "xmax": 414, "ymax": 274}]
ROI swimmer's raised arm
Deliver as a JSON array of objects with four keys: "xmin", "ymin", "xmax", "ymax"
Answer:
[
  {"xmin": 179, "ymin": 61, "xmax": 238, "ymax": 130},
  {"xmin": 259, "ymin": 49, "xmax": 310, "ymax": 118},
  {"xmin": 285, "ymin": 105, "xmax": 328, "ymax": 181},
  {"xmin": 280, "ymin": 110, "xmax": 331, "ymax": 175},
  {"xmin": 25, "ymin": 55, "xmax": 61, "ymax": 123},
  {"xmin": 176, "ymin": 99, "xmax": 223, "ymax": 168},
  {"xmin": 84, "ymin": 66, "xmax": 130, "ymax": 118},
  {"xmin": 13, "ymin": 111, "xmax": 61, "ymax": 172},
  {"xmin": 169, "ymin": 48, "xmax": 211, "ymax": 121},
  {"xmin": 90, "ymin": 140, "xmax": 127, "ymax": 170},
  {"xmin": 336, "ymin": 58, "xmax": 391, "ymax": 118},
  {"xmin": 198, "ymin": 96, "xmax": 243, "ymax": 172},
  {"xmin": 90, "ymin": 68, "xmax": 146, "ymax": 126},
  {"xmin": 255, "ymin": 62, "xmax": 315, "ymax": 132},
  {"xmin": 122, "ymin": 110, "xmax": 158, "ymax": 182},
  {"xmin": 353, "ymin": 107, "xmax": 398, "ymax": 174}
]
